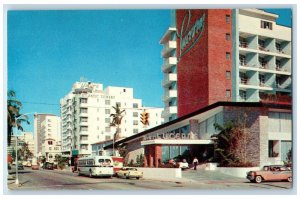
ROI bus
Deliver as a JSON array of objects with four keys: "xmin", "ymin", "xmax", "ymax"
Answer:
[{"xmin": 77, "ymin": 156, "xmax": 114, "ymax": 178}]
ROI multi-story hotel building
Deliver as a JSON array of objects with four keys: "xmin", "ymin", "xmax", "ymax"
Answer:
[
  {"xmin": 105, "ymin": 8, "xmax": 292, "ymax": 169},
  {"xmin": 34, "ymin": 113, "xmax": 57, "ymax": 157},
  {"xmin": 40, "ymin": 115, "xmax": 61, "ymax": 160},
  {"xmin": 160, "ymin": 9, "xmax": 291, "ymax": 119},
  {"xmin": 160, "ymin": 27, "xmax": 178, "ymax": 123},
  {"xmin": 60, "ymin": 81, "xmax": 164, "ymax": 157},
  {"xmin": 9, "ymin": 132, "xmax": 35, "ymax": 158}
]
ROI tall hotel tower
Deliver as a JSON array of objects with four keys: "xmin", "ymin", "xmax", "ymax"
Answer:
[
  {"xmin": 160, "ymin": 9, "xmax": 291, "ymax": 119},
  {"xmin": 60, "ymin": 81, "xmax": 164, "ymax": 157}
]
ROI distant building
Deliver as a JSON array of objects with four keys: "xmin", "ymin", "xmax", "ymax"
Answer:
[
  {"xmin": 42, "ymin": 139, "xmax": 61, "ymax": 163},
  {"xmin": 9, "ymin": 132, "xmax": 34, "ymax": 159},
  {"xmin": 40, "ymin": 115, "xmax": 62, "ymax": 160},
  {"xmin": 34, "ymin": 113, "xmax": 56, "ymax": 157},
  {"xmin": 60, "ymin": 81, "xmax": 164, "ymax": 158}
]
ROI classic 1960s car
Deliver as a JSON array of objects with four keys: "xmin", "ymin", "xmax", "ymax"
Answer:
[
  {"xmin": 246, "ymin": 165, "xmax": 292, "ymax": 183},
  {"xmin": 116, "ymin": 167, "xmax": 143, "ymax": 180}
]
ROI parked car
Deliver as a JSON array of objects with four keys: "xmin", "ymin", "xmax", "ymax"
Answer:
[
  {"xmin": 246, "ymin": 165, "xmax": 292, "ymax": 183},
  {"xmin": 116, "ymin": 167, "xmax": 143, "ymax": 179},
  {"xmin": 17, "ymin": 164, "xmax": 24, "ymax": 170},
  {"xmin": 43, "ymin": 162, "xmax": 54, "ymax": 170},
  {"xmin": 31, "ymin": 164, "xmax": 39, "ymax": 170}
]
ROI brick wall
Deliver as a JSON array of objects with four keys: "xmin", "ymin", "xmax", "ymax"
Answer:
[{"xmin": 176, "ymin": 9, "xmax": 232, "ymax": 118}]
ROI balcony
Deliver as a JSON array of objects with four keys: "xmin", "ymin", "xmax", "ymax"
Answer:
[
  {"xmin": 162, "ymin": 106, "xmax": 177, "ymax": 117},
  {"xmin": 161, "ymin": 41, "xmax": 177, "ymax": 57},
  {"xmin": 163, "ymin": 90, "xmax": 178, "ymax": 102},
  {"xmin": 259, "ymin": 62, "xmax": 269, "ymax": 70},
  {"xmin": 162, "ymin": 73, "xmax": 177, "ymax": 87},
  {"xmin": 239, "ymin": 41, "xmax": 248, "ymax": 48},
  {"xmin": 162, "ymin": 57, "xmax": 177, "ymax": 72}
]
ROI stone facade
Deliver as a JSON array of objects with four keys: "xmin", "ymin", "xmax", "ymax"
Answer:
[{"xmin": 223, "ymin": 106, "xmax": 265, "ymax": 166}]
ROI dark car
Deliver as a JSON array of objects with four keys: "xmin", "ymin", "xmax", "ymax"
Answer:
[
  {"xmin": 43, "ymin": 162, "xmax": 54, "ymax": 170},
  {"xmin": 17, "ymin": 164, "xmax": 24, "ymax": 170}
]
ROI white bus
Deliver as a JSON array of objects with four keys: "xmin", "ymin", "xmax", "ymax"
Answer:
[{"xmin": 77, "ymin": 156, "xmax": 114, "ymax": 178}]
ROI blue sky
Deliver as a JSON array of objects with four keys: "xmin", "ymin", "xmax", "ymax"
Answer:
[{"xmin": 7, "ymin": 9, "xmax": 292, "ymax": 133}]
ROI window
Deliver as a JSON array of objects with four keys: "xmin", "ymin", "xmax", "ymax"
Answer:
[
  {"xmin": 80, "ymin": 135, "xmax": 88, "ymax": 140},
  {"xmin": 226, "ymin": 14, "xmax": 230, "ymax": 23},
  {"xmin": 261, "ymin": 20, "xmax": 273, "ymax": 30},
  {"xmin": 226, "ymin": 89, "xmax": 231, "ymax": 98},
  {"xmin": 105, "ymin": 118, "xmax": 110, "ymax": 123},
  {"xmin": 226, "ymin": 33, "xmax": 230, "ymax": 41},
  {"xmin": 133, "ymin": 129, "xmax": 139, "ymax": 134},
  {"xmin": 105, "ymin": 100, "xmax": 110, "ymax": 105},
  {"xmin": 80, "ymin": 126, "xmax": 88, "ymax": 131},
  {"xmin": 133, "ymin": 120, "xmax": 138, "ymax": 125},
  {"xmin": 49, "ymin": 155, "xmax": 53, "ymax": 158},
  {"xmin": 268, "ymin": 140, "xmax": 279, "ymax": 157},
  {"xmin": 239, "ymin": 90, "xmax": 246, "ymax": 101},
  {"xmin": 226, "ymin": 71, "xmax": 231, "ymax": 80},
  {"xmin": 105, "ymin": 127, "xmax": 111, "ymax": 132},
  {"xmin": 226, "ymin": 52, "xmax": 231, "ymax": 60},
  {"xmin": 123, "ymin": 89, "xmax": 126, "ymax": 92},
  {"xmin": 80, "ymin": 98, "xmax": 87, "ymax": 103},
  {"xmin": 133, "ymin": 112, "xmax": 138, "ymax": 117},
  {"xmin": 80, "ymin": 144, "xmax": 88, "ymax": 150},
  {"xmin": 49, "ymin": 147, "xmax": 52, "ymax": 151},
  {"xmin": 105, "ymin": 109, "xmax": 110, "ymax": 114},
  {"xmin": 276, "ymin": 43, "xmax": 282, "ymax": 52},
  {"xmin": 268, "ymin": 112, "xmax": 291, "ymax": 133},
  {"xmin": 133, "ymin": 103, "xmax": 138, "ymax": 108},
  {"xmin": 80, "ymin": 117, "xmax": 88, "ymax": 122},
  {"xmin": 259, "ymin": 74, "xmax": 265, "ymax": 86},
  {"xmin": 80, "ymin": 108, "xmax": 88, "ymax": 113},
  {"xmin": 48, "ymin": 141, "xmax": 53, "ymax": 145},
  {"xmin": 105, "ymin": 136, "xmax": 111, "ymax": 140},
  {"xmin": 239, "ymin": 54, "xmax": 246, "ymax": 66}
]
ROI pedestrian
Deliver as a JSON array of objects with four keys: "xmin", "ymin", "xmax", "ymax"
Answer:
[{"xmin": 193, "ymin": 157, "xmax": 198, "ymax": 170}]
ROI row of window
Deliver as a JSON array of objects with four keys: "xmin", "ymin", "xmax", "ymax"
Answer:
[{"xmin": 78, "ymin": 98, "xmax": 139, "ymax": 108}]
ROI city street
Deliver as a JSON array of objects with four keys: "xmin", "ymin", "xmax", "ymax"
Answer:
[{"xmin": 6, "ymin": 167, "xmax": 292, "ymax": 192}]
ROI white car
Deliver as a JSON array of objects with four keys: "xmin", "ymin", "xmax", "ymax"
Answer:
[{"xmin": 178, "ymin": 161, "xmax": 189, "ymax": 170}]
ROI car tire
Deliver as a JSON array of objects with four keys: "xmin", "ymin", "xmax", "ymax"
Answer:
[
  {"xmin": 255, "ymin": 176, "xmax": 262, "ymax": 183},
  {"xmin": 287, "ymin": 176, "xmax": 292, "ymax": 182},
  {"xmin": 136, "ymin": 177, "xmax": 140, "ymax": 180}
]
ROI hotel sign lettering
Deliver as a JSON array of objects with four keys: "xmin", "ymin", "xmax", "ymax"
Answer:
[
  {"xmin": 143, "ymin": 132, "xmax": 198, "ymax": 141},
  {"xmin": 177, "ymin": 10, "xmax": 205, "ymax": 58}
]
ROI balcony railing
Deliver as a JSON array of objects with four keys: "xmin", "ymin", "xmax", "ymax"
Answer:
[
  {"xmin": 259, "ymin": 62, "xmax": 268, "ymax": 69},
  {"xmin": 239, "ymin": 60, "xmax": 247, "ymax": 66},
  {"xmin": 239, "ymin": 42, "xmax": 248, "ymax": 48},
  {"xmin": 240, "ymin": 78, "xmax": 249, "ymax": 85}
]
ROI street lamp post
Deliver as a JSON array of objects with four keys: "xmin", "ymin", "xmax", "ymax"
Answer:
[
  {"xmin": 15, "ymin": 134, "xmax": 19, "ymax": 185},
  {"xmin": 13, "ymin": 112, "xmax": 35, "ymax": 185}
]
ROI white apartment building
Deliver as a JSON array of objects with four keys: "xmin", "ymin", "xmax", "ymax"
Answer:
[
  {"xmin": 40, "ymin": 115, "xmax": 62, "ymax": 160},
  {"xmin": 160, "ymin": 27, "xmax": 178, "ymax": 123},
  {"xmin": 34, "ymin": 113, "xmax": 56, "ymax": 157},
  {"xmin": 42, "ymin": 139, "xmax": 61, "ymax": 163},
  {"xmin": 60, "ymin": 81, "xmax": 164, "ymax": 157},
  {"xmin": 233, "ymin": 9, "xmax": 292, "ymax": 102}
]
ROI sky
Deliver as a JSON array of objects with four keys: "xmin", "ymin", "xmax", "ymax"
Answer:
[{"xmin": 7, "ymin": 8, "xmax": 292, "ymax": 133}]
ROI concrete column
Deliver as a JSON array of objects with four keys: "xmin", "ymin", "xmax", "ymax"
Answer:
[
  {"xmin": 189, "ymin": 119, "xmax": 200, "ymax": 139},
  {"xmin": 154, "ymin": 145, "xmax": 162, "ymax": 168}
]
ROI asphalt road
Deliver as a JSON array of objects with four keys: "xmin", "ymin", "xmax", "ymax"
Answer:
[{"xmin": 6, "ymin": 167, "xmax": 293, "ymax": 193}]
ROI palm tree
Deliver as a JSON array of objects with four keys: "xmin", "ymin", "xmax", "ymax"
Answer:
[
  {"xmin": 7, "ymin": 90, "xmax": 30, "ymax": 146},
  {"xmin": 109, "ymin": 103, "xmax": 125, "ymax": 141}
]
